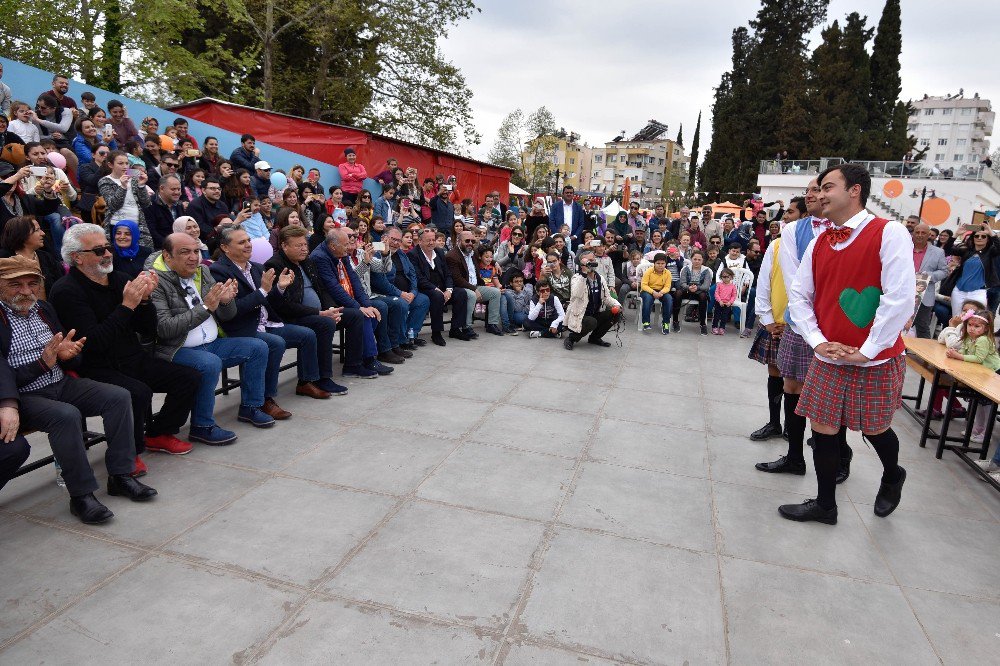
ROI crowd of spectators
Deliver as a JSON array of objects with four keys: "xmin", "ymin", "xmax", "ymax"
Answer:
[{"xmin": 0, "ymin": 72, "xmax": 824, "ymax": 524}]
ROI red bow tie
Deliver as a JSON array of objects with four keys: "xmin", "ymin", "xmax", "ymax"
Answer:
[
  {"xmin": 811, "ymin": 218, "xmax": 830, "ymax": 228},
  {"xmin": 825, "ymin": 226, "xmax": 853, "ymax": 246}
]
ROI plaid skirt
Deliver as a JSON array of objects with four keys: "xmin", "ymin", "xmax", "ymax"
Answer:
[
  {"xmin": 777, "ymin": 328, "xmax": 812, "ymax": 382},
  {"xmin": 747, "ymin": 325, "xmax": 780, "ymax": 366},
  {"xmin": 796, "ymin": 355, "xmax": 906, "ymax": 432}
]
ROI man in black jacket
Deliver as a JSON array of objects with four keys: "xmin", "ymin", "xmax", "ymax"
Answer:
[
  {"xmin": 184, "ymin": 177, "xmax": 229, "ymax": 249},
  {"xmin": 264, "ymin": 225, "xmax": 350, "ymax": 396},
  {"xmin": 144, "ymin": 174, "xmax": 185, "ymax": 249},
  {"xmin": 0, "ymin": 255, "xmax": 157, "ymax": 524},
  {"xmin": 49, "ymin": 224, "xmax": 201, "ymax": 460},
  {"xmin": 408, "ymin": 227, "xmax": 470, "ymax": 346}
]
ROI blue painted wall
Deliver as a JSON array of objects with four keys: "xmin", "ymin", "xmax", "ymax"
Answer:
[{"xmin": 0, "ymin": 57, "xmax": 341, "ymax": 187}]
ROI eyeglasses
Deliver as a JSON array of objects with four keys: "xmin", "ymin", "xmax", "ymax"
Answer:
[
  {"xmin": 162, "ymin": 162, "xmax": 179, "ymax": 168},
  {"xmin": 76, "ymin": 245, "xmax": 113, "ymax": 256},
  {"xmin": 974, "ymin": 234, "xmax": 990, "ymax": 240},
  {"xmin": 96, "ymin": 150, "xmax": 109, "ymax": 156},
  {"xmin": 512, "ymin": 233, "xmax": 523, "ymax": 238},
  {"xmin": 184, "ymin": 284, "xmax": 201, "ymax": 306}
]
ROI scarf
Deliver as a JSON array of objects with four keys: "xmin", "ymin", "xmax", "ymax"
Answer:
[{"xmin": 111, "ymin": 219, "xmax": 142, "ymax": 258}]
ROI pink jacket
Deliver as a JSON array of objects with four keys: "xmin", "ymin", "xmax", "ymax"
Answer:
[
  {"xmin": 338, "ymin": 162, "xmax": 368, "ymax": 194},
  {"xmin": 715, "ymin": 281, "xmax": 737, "ymax": 306}
]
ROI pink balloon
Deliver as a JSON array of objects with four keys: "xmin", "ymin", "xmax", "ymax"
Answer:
[
  {"xmin": 46, "ymin": 151, "xmax": 66, "ymax": 170},
  {"xmin": 249, "ymin": 237, "xmax": 273, "ymax": 264}
]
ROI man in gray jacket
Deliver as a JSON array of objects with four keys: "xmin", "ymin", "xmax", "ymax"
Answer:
[
  {"xmin": 911, "ymin": 223, "xmax": 950, "ymax": 339},
  {"xmin": 150, "ymin": 233, "xmax": 273, "ymax": 445}
]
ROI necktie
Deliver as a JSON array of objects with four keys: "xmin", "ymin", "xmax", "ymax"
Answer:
[{"xmin": 826, "ymin": 226, "xmax": 852, "ymax": 247}]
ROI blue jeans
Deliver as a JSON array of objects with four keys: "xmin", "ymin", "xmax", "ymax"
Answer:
[
  {"xmin": 640, "ymin": 291, "xmax": 673, "ymax": 324},
  {"xmin": 373, "ymin": 295, "xmax": 407, "ymax": 349},
  {"xmin": 399, "ymin": 292, "xmax": 430, "ymax": 339},
  {"xmin": 291, "ymin": 314, "xmax": 338, "ymax": 379},
  {"xmin": 501, "ymin": 291, "xmax": 529, "ymax": 328},
  {"xmin": 173, "ymin": 336, "xmax": 269, "ymax": 427},
  {"xmin": 257, "ymin": 323, "xmax": 317, "ymax": 395},
  {"xmin": 43, "ymin": 212, "xmax": 65, "ymax": 255}
]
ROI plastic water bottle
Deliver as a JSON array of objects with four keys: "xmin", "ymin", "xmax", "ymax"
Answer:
[
  {"xmin": 54, "ymin": 459, "xmax": 66, "ymax": 488},
  {"xmin": 407, "ymin": 328, "xmax": 415, "ymax": 342}
]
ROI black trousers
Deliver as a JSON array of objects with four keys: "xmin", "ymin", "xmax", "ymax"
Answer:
[
  {"xmin": 570, "ymin": 309, "xmax": 618, "ymax": 342},
  {"xmin": 673, "ymin": 289, "xmax": 708, "ymax": 324},
  {"xmin": 0, "ymin": 436, "xmax": 31, "ymax": 492},
  {"xmin": 337, "ymin": 307, "xmax": 366, "ymax": 367},
  {"xmin": 421, "ymin": 287, "xmax": 468, "ymax": 333},
  {"xmin": 85, "ymin": 356, "xmax": 200, "ymax": 452},
  {"xmin": 19, "ymin": 377, "xmax": 135, "ymax": 497},
  {"xmin": 290, "ymin": 314, "xmax": 338, "ymax": 379}
]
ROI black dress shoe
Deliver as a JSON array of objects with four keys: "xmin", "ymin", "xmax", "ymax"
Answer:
[
  {"xmin": 449, "ymin": 329, "xmax": 472, "ymax": 341},
  {"xmin": 750, "ymin": 422, "xmax": 783, "ymax": 441},
  {"xmin": 431, "ymin": 332, "xmax": 446, "ymax": 346},
  {"xmin": 108, "ymin": 474, "xmax": 158, "ymax": 501},
  {"xmin": 587, "ymin": 338, "xmax": 611, "ymax": 347},
  {"xmin": 755, "ymin": 456, "xmax": 807, "ymax": 475},
  {"xmin": 392, "ymin": 347, "xmax": 414, "ymax": 359},
  {"xmin": 563, "ymin": 337, "xmax": 575, "ymax": 350},
  {"xmin": 463, "ymin": 327, "xmax": 479, "ymax": 339},
  {"xmin": 412, "ymin": 337, "xmax": 427, "ymax": 347},
  {"xmin": 70, "ymin": 493, "xmax": 114, "ymax": 524},
  {"xmin": 874, "ymin": 466, "xmax": 906, "ymax": 517},
  {"xmin": 377, "ymin": 351, "xmax": 405, "ymax": 364},
  {"xmin": 782, "ymin": 424, "xmax": 789, "ymax": 440},
  {"xmin": 778, "ymin": 498, "xmax": 837, "ymax": 525},
  {"xmin": 485, "ymin": 324, "xmax": 504, "ymax": 336},
  {"xmin": 836, "ymin": 447, "xmax": 854, "ymax": 485}
]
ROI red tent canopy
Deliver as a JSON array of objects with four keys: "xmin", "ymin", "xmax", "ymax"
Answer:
[{"xmin": 168, "ymin": 98, "xmax": 512, "ymax": 205}]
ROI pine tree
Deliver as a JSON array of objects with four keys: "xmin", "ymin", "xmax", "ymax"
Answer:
[
  {"xmin": 688, "ymin": 112, "xmax": 701, "ymax": 189},
  {"xmin": 775, "ymin": 55, "xmax": 811, "ymax": 158},
  {"xmin": 676, "ymin": 124, "xmax": 684, "ymax": 147},
  {"xmin": 866, "ymin": 0, "xmax": 909, "ymax": 158}
]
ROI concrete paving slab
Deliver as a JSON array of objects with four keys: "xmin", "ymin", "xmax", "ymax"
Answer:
[
  {"xmin": 364, "ymin": 393, "xmax": 494, "ymax": 439},
  {"xmin": 327, "ymin": 502, "xmax": 545, "ymax": 629},
  {"xmin": 603, "ymin": 388, "xmax": 706, "ymax": 431},
  {"xmin": 589, "ymin": 418, "xmax": 709, "ymax": 478},
  {"xmin": 507, "ymin": 377, "xmax": 611, "ymax": 415},
  {"xmin": 904, "ymin": 586, "xmax": 1000, "ymax": 664},
  {"xmin": 468, "ymin": 404, "xmax": 594, "ymax": 458}
]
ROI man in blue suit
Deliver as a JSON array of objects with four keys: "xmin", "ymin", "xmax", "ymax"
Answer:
[{"xmin": 548, "ymin": 185, "xmax": 586, "ymax": 241}]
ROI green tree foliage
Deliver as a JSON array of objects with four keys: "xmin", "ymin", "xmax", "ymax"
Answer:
[
  {"xmin": 0, "ymin": 0, "xmax": 481, "ymax": 150},
  {"xmin": 487, "ymin": 109, "xmax": 529, "ymax": 188},
  {"xmin": 523, "ymin": 107, "xmax": 559, "ymax": 194},
  {"xmin": 675, "ymin": 124, "xmax": 683, "ymax": 147},
  {"xmin": 866, "ymin": 0, "xmax": 912, "ymax": 159},
  {"xmin": 688, "ymin": 111, "xmax": 701, "ymax": 190}
]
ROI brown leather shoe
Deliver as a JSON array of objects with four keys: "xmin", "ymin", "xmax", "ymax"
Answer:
[
  {"xmin": 295, "ymin": 382, "xmax": 332, "ymax": 399},
  {"xmin": 262, "ymin": 397, "xmax": 292, "ymax": 420}
]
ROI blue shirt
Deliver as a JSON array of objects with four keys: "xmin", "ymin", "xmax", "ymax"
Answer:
[{"xmin": 957, "ymin": 255, "xmax": 986, "ymax": 292}]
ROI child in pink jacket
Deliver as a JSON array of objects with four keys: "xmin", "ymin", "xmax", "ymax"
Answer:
[{"xmin": 712, "ymin": 267, "xmax": 737, "ymax": 335}]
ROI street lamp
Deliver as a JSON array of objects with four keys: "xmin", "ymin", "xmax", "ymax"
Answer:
[{"xmin": 910, "ymin": 187, "xmax": 937, "ymax": 219}]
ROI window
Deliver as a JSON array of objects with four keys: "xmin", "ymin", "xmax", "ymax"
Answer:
[
  {"xmin": 907, "ymin": 125, "xmax": 917, "ymax": 132},
  {"xmin": 961, "ymin": 108, "xmax": 973, "ymax": 115},
  {"xmin": 594, "ymin": 154, "xmax": 603, "ymax": 163},
  {"xmin": 938, "ymin": 138, "xmax": 948, "ymax": 145},
  {"xmin": 658, "ymin": 159, "xmax": 665, "ymax": 166},
  {"xmin": 552, "ymin": 156, "xmax": 560, "ymax": 164},
  {"xmin": 934, "ymin": 153, "xmax": 946, "ymax": 161},
  {"xmin": 942, "ymin": 108, "xmax": 953, "ymax": 115},
  {"xmin": 593, "ymin": 170, "xmax": 601, "ymax": 178},
  {"xmin": 607, "ymin": 155, "xmax": 616, "ymax": 163},
  {"xmin": 569, "ymin": 158, "xmax": 576, "ymax": 165},
  {"xmin": 953, "ymin": 154, "xmax": 965, "ymax": 162},
  {"xmin": 956, "ymin": 138, "xmax": 967, "ymax": 146},
  {"xmin": 647, "ymin": 156, "xmax": 655, "ymax": 164},
  {"xmin": 673, "ymin": 161, "xmax": 679, "ymax": 168},
  {"xmin": 568, "ymin": 171, "xmax": 576, "ymax": 178},
  {"xmin": 924, "ymin": 108, "xmax": 935, "ymax": 115},
  {"xmin": 919, "ymin": 138, "xmax": 930, "ymax": 146}
]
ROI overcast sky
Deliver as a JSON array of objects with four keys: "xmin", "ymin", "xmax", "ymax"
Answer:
[{"xmin": 439, "ymin": 0, "xmax": 998, "ymax": 160}]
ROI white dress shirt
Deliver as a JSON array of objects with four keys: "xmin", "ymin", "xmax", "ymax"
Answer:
[
  {"xmin": 562, "ymin": 202, "xmax": 574, "ymax": 229},
  {"xmin": 778, "ymin": 215, "xmax": 829, "ymax": 334},
  {"xmin": 788, "ymin": 210, "xmax": 916, "ymax": 366}
]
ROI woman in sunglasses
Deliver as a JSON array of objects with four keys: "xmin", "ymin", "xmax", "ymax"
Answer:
[{"xmin": 951, "ymin": 226, "xmax": 1000, "ymax": 317}]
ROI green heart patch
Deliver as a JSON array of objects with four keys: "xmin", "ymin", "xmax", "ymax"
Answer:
[{"xmin": 838, "ymin": 286, "xmax": 882, "ymax": 328}]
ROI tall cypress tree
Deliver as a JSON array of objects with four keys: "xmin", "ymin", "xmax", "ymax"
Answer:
[
  {"xmin": 866, "ymin": 0, "xmax": 909, "ymax": 158},
  {"xmin": 676, "ymin": 124, "xmax": 684, "ymax": 147},
  {"xmin": 688, "ymin": 112, "xmax": 701, "ymax": 189}
]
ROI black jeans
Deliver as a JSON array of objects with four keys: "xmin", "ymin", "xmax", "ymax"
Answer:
[
  {"xmin": 674, "ymin": 289, "xmax": 708, "ymax": 325},
  {"xmin": 570, "ymin": 309, "xmax": 619, "ymax": 342},
  {"xmin": 421, "ymin": 288, "xmax": 468, "ymax": 333},
  {"xmin": 525, "ymin": 316, "xmax": 562, "ymax": 337},
  {"xmin": 85, "ymin": 356, "xmax": 200, "ymax": 452},
  {"xmin": 19, "ymin": 377, "xmax": 135, "ymax": 497},
  {"xmin": 0, "ymin": 437, "xmax": 31, "ymax": 491},
  {"xmin": 337, "ymin": 307, "xmax": 366, "ymax": 367},
  {"xmin": 290, "ymin": 313, "xmax": 338, "ymax": 379}
]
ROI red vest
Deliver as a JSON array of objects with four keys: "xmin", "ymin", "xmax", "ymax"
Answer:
[{"xmin": 811, "ymin": 217, "xmax": 905, "ymax": 360}]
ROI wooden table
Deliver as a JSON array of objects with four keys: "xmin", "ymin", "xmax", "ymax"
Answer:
[{"xmin": 904, "ymin": 338, "xmax": 1000, "ymax": 490}]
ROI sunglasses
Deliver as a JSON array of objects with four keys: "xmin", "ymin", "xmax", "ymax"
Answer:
[
  {"xmin": 975, "ymin": 234, "xmax": 990, "ymax": 239},
  {"xmin": 77, "ymin": 245, "xmax": 113, "ymax": 256},
  {"xmin": 162, "ymin": 162, "xmax": 179, "ymax": 168}
]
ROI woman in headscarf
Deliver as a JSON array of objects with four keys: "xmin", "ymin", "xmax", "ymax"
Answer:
[{"xmin": 110, "ymin": 219, "xmax": 151, "ymax": 278}]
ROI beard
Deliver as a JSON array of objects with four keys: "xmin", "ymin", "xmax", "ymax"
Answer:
[
  {"xmin": 96, "ymin": 262, "xmax": 113, "ymax": 275},
  {"xmin": 10, "ymin": 293, "xmax": 37, "ymax": 313}
]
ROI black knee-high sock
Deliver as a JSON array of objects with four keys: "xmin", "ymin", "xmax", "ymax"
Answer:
[
  {"xmin": 784, "ymin": 393, "xmax": 806, "ymax": 463},
  {"xmin": 865, "ymin": 429, "xmax": 901, "ymax": 483},
  {"xmin": 812, "ymin": 431, "xmax": 841, "ymax": 510},
  {"xmin": 767, "ymin": 376, "xmax": 783, "ymax": 426},
  {"xmin": 838, "ymin": 426, "xmax": 852, "ymax": 459}
]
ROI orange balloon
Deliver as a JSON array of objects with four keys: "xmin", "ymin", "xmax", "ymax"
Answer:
[
  {"xmin": 921, "ymin": 197, "xmax": 951, "ymax": 226},
  {"xmin": 159, "ymin": 135, "xmax": 175, "ymax": 151},
  {"xmin": 882, "ymin": 179, "xmax": 903, "ymax": 199}
]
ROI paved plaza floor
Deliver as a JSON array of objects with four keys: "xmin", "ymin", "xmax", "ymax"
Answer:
[{"xmin": 1, "ymin": 316, "xmax": 999, "ymax": 664}]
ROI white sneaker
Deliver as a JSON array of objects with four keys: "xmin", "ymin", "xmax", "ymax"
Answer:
[
  {"xmin": 528, "ymin": 331, "xmax": 541, "ymax": 338},
  {"xmin": 989, "ymin": 470, "xmax": 1000, "ymax": 484},
  {"xmin": 974, "ymin": 459, "xmax": 1000, "ymax": 473},
  {"xmin": 971, "ymin": 431, "xmax": 986, "ymax": 444}
]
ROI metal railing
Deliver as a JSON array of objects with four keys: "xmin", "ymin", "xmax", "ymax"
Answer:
[{"xmin": 760, "ymin": 159, "xmax": 992, "ymax": 182}]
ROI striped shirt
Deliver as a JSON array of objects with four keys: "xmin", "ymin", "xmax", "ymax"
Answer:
[{"xmin": 2, "ymin": 301, "xmax": 64, "ymax": 392}]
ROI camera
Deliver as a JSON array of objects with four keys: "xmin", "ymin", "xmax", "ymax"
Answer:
[{"xmin": 29, "ymin": 166, "xmax": 47, "ymax": 177}]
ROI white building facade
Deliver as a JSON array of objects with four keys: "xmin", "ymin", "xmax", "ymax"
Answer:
[{"xmin": 908, "ymin": 93, "xmax": 994, "ymax": 176}]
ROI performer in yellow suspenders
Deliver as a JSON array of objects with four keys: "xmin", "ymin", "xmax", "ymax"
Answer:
[{"xmin": 746, "ymin": 198, "xmax": 804, "ymax": 441}]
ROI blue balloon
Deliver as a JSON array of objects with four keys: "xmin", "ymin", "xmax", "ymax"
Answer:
[
  {"xmin": 327, "ymin": 169, "xmax": 342, "ymax": 187},
  {"xmin": 270, "ymin": 172, "xmax": 288, "ymax": 190},
  {"xmin": 362, "ymin": 178, "xmax": 382, "ymax": 199}
]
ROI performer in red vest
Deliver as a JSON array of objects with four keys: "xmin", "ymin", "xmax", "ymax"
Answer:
[{"xmin": 784, "ymin": 163, "xmax": 915, "ymax": 525}]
